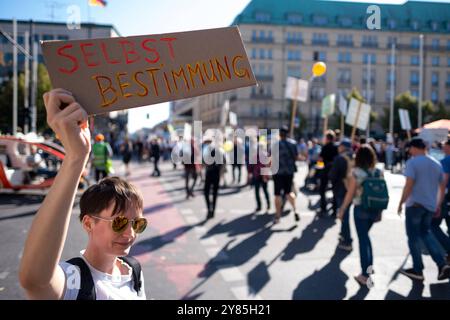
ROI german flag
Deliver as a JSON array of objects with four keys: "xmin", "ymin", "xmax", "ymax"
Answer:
[{"xmin": 88, "ymin": 0, "xmax": 107, "ymax": 7}]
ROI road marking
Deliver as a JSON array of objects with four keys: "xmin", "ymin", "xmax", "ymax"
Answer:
[
  {"xmin": 200, "ymin": 237, "xmax": 218, "ymax": 246},
  {"xmin": 180, "ymin": 209, "xmax": 194, "ymax": 215},
  {"xmin": 185, "ymin": 216, "xmax": 200, "ymax": 224},
  {"xmin": 231, "ymin": 286, "xmax": 263, "ymax": 300},
  {"xmin": 217, "ymin": 265, "xmax": 245, "ymax": 282}
]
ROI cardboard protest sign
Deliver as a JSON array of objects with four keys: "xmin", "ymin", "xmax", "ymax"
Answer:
[
  {"xmin": 41, "ymin": 27, "xmax": 256, "ymax": 115},
  {"xmin": 345, "ymin": 98, "xmax": 371, "ymax": 130},
  {"xmin": 321, "ymin": 94, "xmax": 335, "ymax": 118},
  {"xmin": 285, "ymin": 77, "xmax": 308, "ymax": 102},
  {"xmin": 338, "ymin": 94, "xmax": 347, "ymax": 115},
  {"xmin": 398, "ymin": 109, "xmax": 411, "ymax": 130}
]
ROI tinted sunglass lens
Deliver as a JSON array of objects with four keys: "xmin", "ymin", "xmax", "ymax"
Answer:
[
  {"xmin": 133, "ymin": 218, "xmax": 147, "ymax": 233},
  {"xmin": 112, "ymin": 216, "xmax": 129, "ymax": 232}
]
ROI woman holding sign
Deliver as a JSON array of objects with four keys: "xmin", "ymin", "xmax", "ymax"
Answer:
[{"xmin": 19, "ymin": 89, "xmax": 147, "ymax": 300}]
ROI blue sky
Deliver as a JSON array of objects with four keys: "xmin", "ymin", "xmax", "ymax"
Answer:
[{"xmin": 1, "ymin": 0, "xmax": 449, "ymax": 132}]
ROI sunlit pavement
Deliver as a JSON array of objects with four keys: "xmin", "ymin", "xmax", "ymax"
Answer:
[{"xmin": 0, "ymin": 159, "xmax": 449, "ymax": 300}]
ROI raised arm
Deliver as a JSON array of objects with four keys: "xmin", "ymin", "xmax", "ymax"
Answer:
[{"xmin": 19, "ymin": 89, "xmax": 91, "ymax": 299}]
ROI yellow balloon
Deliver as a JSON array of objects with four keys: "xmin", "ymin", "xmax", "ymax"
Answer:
[
  {"xmin": 224, "ymin": 140, "xmax": 233, "ymax": 152},
  {"xmin": 312, "ymin": 62, "xmax": 327, "ymax": 77}
]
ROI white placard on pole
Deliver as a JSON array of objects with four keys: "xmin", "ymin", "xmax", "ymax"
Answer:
[
  {"xmin": 229, "ymin": 111, "xmax": 237, "ymax": 127},
  {"xmin": 183, "ymin": 123, "xmax": 192, "ymax": 141},
  {"xmin": 220, "ymin": 100, "xmax": 230, "ymax": 127},
  {"xmin": 345, "ymin": 98, "xmax": 371, "ymax": 131},
  {"xmin": 339, "ymin": 94, "xmax": 347, "ymax": 115},
  {"xmin": 285, "ymin": 77, "xmax": 309, "ymax": 102},
  {"xmin": 398, "ymin": 109, "xmax": 411, "ymax": 130}
]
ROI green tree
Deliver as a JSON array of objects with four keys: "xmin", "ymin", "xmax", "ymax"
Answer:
[
  {"xmin": 381, "ymin": 91, "xmax": 435, "ymax": 133},
  {"xmin": 0, "ymin": 63, "xmax": 52, "ymax": 134}
]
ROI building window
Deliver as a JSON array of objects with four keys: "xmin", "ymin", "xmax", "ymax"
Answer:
[
  {"xmin": 337, "ymin": 34, "xmax": 353, "ymax": 47},
  {"xmin": 339, "ymin": 17, "xmax": 352, "ymax": 27},
  {"xmin": 431, "ymin": 72, "xmax": 439, "ymax": 86},
  {"xmin": 312, "ymin": 33, "xmax": 328, "ymax": 46},
  {"xmin": 17, "ymin": 35, "xmax": 24, "ymax": 45},
  {"xmin": 287, "ymin": 50, "xmax": 301, "ymax": 61},
  {"xmin": 286, "ymin": 31, "xmax": 302, "ymax": 44},
  {"xmin": 410, "ymin": 71, "xmax": 419, "ymax": 86},
  {"xmin": 338, "ymin": 52, "xmax": 351, "ymax": 63},
  {"xmin": 57, "ymin": 35, "xmax": 69, "ymax": 41},
  {"xmin": 363, "ymin": 53, "xmax": 376, "ymax": 64},
  {"xmin": 362, "ymin": 89, "xmax": 375, "ymax": 103},
  {"xmin": 338, "ymin": 68, "xmax": 351, "ymax": 84},
  {"xmin": 362, "ymin": 35, "xmax": 378, "ymax": 48},
  {"xmin": 251, "ymin": 48, "xmax": 257, "ymax": 59},
  {"xmin": 432, "ymin": 56, "xmax": 440, "ymax": 67},
  {"xmin": 446, "ymin": 72, "xmax": 450, "ymax": 86},
  {"xmin": 1, "ymin": 34, "xmax": 8, "ymax": 44},
  {"xmin": 313, "ymin": 15, "xmax": 328, "ymax": 26},
  {"xmin": 363, "ymin": 69, "xmax": 376, "ymax": 84},
  {"xmin": 430, "ymin": 21, "xmax": 439, "ymax": 31},
  {"xmin": 431, "ymin": 90, "xmax": 438, "ymax": 103},
  {"xmin": 251, "ymin": 30, "xmax": 257, "ymax": 40},
  {"xmin": 448, "ymin": 57, "xmax": 450, "ymax": 67},
  {"xmin": 43, "ymin": 34, "xmax": 54, "ymax": 41},
  {"xmin": 255, "ymin": 12, "xmax": 271, "ymax": 22},
  {"xmin": 410, "ymin": 55, "xmax": 420, "ymax": 66},
  {"xmin": 411, "ymin": 37, "xmax": 420, "ymax": 49},
  {"xmin": 411, "ymin": 89, "xmax": 419, "ymax": 98},
  {"xmin": 287, "ymin": 66, "xmax": 301, "ymax": 78},
  {"xmin": 313, "ymin": 51, "xmax": 326, "ymax": 62},
  {"xmin": 259, "ymin": 48, "xmax": 266, "ymax": 59},
  {"xmin": 287, "ymin": 13, "xmax": 303, "ymax": 25},
  {"xmin": 447, "ymin": 40, "xmax": 450, "ymax": 50},
  {"xmin": 387, "ymin": 36, "xmax": 397, "ymax": 47},
  {"xmin": 267, "ymin": 49, "xmax": 273, "ymax": 59},
  {"xmin": 388, "ymin": 19, "xmax": 397, "ymax": 29},
  {"xmin": 446, "ymin": 91, "xmax": 450, "ymax": 104},
  {"xmin": 431, "ymin": 39, "xmax": 440, "ymax": 50},
  {"xmin": 411, "ymin": 20, "xmax": 419, "ymax": 30},
  {"xmin": 387, "ymin": 54, "xmax": 396, "ymax": 65},
  {"xmin": 387, "ymin": 69, "xmax": 396, "ymax": 85},
  {"xmin": 310, "ymin": 87, "xmax": 325, "ymax": 101}
]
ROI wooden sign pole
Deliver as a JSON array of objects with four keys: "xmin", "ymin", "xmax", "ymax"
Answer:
[{"xmin": 289, "ymin": 80, "xmax": 300, "ymax": 138}]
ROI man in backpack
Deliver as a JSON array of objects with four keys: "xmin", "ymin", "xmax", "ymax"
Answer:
[
  {"xmin": 19, "ymin": 89, "xmax": 147, "ymax": 300},
  {"xmin": 398, "ymin": 138, "xmax": 450, "ymax": 281},
  {"xmin": 329, "ymin": 139, "xmax": 353, "ymax": 251}
]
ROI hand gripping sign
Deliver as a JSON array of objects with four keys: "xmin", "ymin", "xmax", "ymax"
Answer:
[{"xmin": 41, "ymin": 27, "xmax": 256, "ymax": 115}]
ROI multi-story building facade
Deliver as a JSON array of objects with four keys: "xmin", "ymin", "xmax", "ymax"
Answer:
[
  {"xmin": 0, "ymin": 19, "xmax": 126, "ymax": 135},
  {"xmin": 171, "ymin": 0, "xmax": 450, "ymax": 135}
]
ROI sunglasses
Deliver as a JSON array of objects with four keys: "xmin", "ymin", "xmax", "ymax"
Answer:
[{"xmin": 89, "ymin": 215, "xmax": 147, "ymax": 234}]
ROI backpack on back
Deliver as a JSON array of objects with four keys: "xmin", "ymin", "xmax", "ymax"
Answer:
[
  {"xmin": 66, "ymin": 255, "xmax": 142, "ymax": 300},
  {"xmin": 361, "ymin": 169, "xmax": 389, "ymax": 213}
]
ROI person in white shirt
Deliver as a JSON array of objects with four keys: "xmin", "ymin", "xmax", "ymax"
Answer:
[{"xmin": 19, "ymin": 88, "xmax": 147, "ymax": 300}]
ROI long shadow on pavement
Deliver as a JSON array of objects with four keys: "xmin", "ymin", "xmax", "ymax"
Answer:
[
  {"xmin": 182, "ymin": 223, "xmax": 296, "ymax": 300},
  {"xmin": 292, "ymin": 248, "xmax": 351, "ymax": 300},
  {"xmin": 279, "ymin": 215, "xmax": 336, "ymax": 261}
]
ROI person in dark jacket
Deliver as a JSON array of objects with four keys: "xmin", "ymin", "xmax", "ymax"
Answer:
[
  {"xmin": 318, "ymin": 131, "xmax": 338, "ymax": 217},
  {"xmin": 329, "ymin": 139, "xmax": 353, "ymax": 251}
]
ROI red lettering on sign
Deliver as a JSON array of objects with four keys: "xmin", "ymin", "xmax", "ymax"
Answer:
[
  {"xmin": 57, "ymin": 44, "xmax": 79, "ymax": 74},
  {"xmin": 141, "ymin": 38, "xmax": 160, "ymax": 64},
  {"xmin": 80, "ymin": 42, "xmax": 100, "ymax": 67},
  {"xmin": 119, "ymin": 40, "xmax": 140, "ymax": 64},
  {"xmin": 101, "ymin": 42, "xmax": 120, "ymax": 64},
  {"xmin": 160, "ymin": 37, "xmax": 177, "ymax": 60}
]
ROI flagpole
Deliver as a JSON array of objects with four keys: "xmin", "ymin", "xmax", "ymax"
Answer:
[
  {"xmin": 289, "ymin": 79, "xmax": 299, "ymax": 138},
  {"xmin": 389, "ymin": 42, "xmax": 396, "ymax": 138},
  {"xmin": 13, "ymin": 18, "xmax": 17, "ymax": 135},
  {"xmin": 366, "ymin": 56, "xmax": 371, "ymax": 138},
  {"xmin": 418, "ymin": 34, "xmax": 424, "ymax": 128}
]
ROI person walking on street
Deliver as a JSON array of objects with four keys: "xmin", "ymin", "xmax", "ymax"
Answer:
[
  {"xmin": 271, "ymin": 126, "xmax": 300, "ymax": 224},
  {"xmin": 92, "ymin": 133, "xmax": 113, "ymax": 182},
  {"xmin": 149, "ymin": 138, "xmax": 161, "ymax": 177},
  {"xmin": 431, "ymin": 139, "xmax": 450, "ymax": 261},
  {"xmin": 120, "ymin": 136, "xmax": 133, "ymax": 177},
  {"xmin": 183, "ymin": 138, "xmax": 199, "ymax": 199},
  {"xmin": 231, "ymin": 136, "xmax": 245, "ymax": 185},
  {"xmin": 337, "ymin": 144, "xmax": 383, "ymax": 286},
  {"xmin": 318, "ymin": 131, "xmax": 338, "ymax": 217},
  {"xmin": 203, "ymin": 138, "xmax": 226, "ymax": 220},
  {"xmin": 19, "ymin": 88, "xmax": 147, "ymax": 300},
  {"xmin": 330, "ymin": 139, "xmax": 354, "ymax": 252},
  {"xmin": 397, "ymin": 138, "xmax": 450, "ymax": 281},
  {"xmin": 248, "ymin": 141, "xmax": 271, "ymax": 213}
]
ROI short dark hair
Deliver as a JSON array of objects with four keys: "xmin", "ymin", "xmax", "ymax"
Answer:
[
  {"xmin": 79, "ymin": 177, "xmax": 143, "ymax": 222},
  {"xmin": 355, "ymin": 144, "xmax": 377, "ymax": 170},
  {"xmin": 325, "ymin": 130, "xmax": 335, "ymax": 141},
  {"xmin": 408, "ymin": 138, "xmax": 427, "ymax": 150}
]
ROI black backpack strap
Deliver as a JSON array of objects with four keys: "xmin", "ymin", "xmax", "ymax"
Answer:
[
  {"xmin": 118, "ymin": 256, "xmax": 142, "ymax": 294},
  {"xmin": 66, "ymin": 257, "xmax": 96, "ymax": 300}
]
